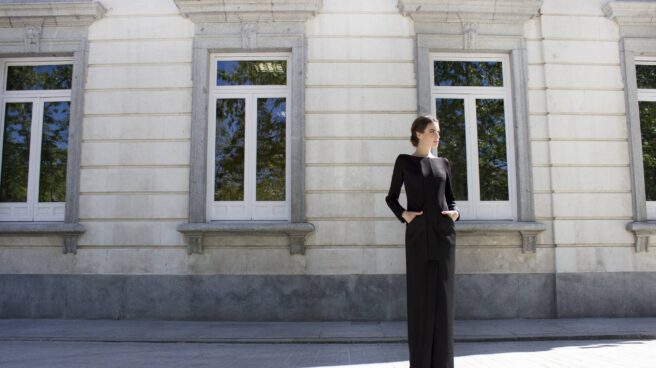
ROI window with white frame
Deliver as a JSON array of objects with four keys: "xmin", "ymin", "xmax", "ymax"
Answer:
[
  {"xmin": 431, "ymin": 54, "xmax": 515, "ymax": 220},
  {"xmin": 0, "ymin": 58, "xmax": 73, "ymax": 222},
  {"xmin": 636, "ymin": 58, "xmax": 656, "ymax": 219},
  {"xmin": 208, "ymin": 54, "xmax": 291, "ymax": 221}
]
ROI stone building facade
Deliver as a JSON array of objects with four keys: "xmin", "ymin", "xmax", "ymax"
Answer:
[{"xmin": 0, "ymin": 0, "xmax": 655, "ymax": 320}]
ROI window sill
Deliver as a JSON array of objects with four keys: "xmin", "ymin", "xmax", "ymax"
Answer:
[
  {"xmin": 454, "ymin": 220, "xmax": 547, "ymax": 253},
  {"xmin": 177, "ymin": 221, "xmax": 315, "ymax": 255},
  {"xmin": 626, "ymin": 221, "xmax": 656, "ymax": 252},
  {"xmin": 0, "ymin": 222, "xmax": 85, "ymax": 254}
]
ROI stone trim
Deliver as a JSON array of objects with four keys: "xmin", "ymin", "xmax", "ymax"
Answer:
[
  {"xmin": 626, "ymin": 221, "xmax": 656, "ymax": 253},
  {"xmin": 173, "ymin": 1, "xmax": 318, "ymax": 254},
  {"xmin": 177, "ymin": 221, "xmax": 315, "ymax": 255},
  {"xmin": 0, "ymin": 222, "xmax": 84, "ymax": 254},
  {"xmin": 607, "ymin": 6, "xmax": 656, "ymax": 250},
  {"xmin": 413, "ymin": 20, "xmax": 537, "ymax": 227},
  {"xmin": 0, "ymin": 1, "xmax": 105, "ymax": 27},
  {"xmin": 455, "ymin": 221, "xmax": 546, "ymax": 253},
  {"xmin": 174, "ymin": 0, "xmax": 322, "ymax": 23},
  {"xmin": 398, "ymin": 0, "xmax": 543, "ymax": 24},
  {"xmin": 0, "ymin": 1, "xmax": 105, "ymax": 254}
]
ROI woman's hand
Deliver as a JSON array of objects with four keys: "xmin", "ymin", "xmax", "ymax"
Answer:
[
  {"xmin": 441, "ymin": 210, "xmax": 459, "ymax": 222},
  {"xmin": 402, "ymin": 210, "xmax": 423, "ymax": 223}
]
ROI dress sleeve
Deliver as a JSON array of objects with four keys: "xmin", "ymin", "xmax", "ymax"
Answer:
[
  {"xmin": 385, "ymin": 155, "xmax": 407, "ymax": 223},
  {"xmin": 444, "ymin": 158, "xmax": 461, "ymax": 221}
]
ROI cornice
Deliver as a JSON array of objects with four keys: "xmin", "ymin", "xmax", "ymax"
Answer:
[
  {"xmin": 174, "ymin": 0, "xmax": 322, "ymax": 23},
  {"xmin": 398, "ymin": 0, "xmax": 542, "ymax": 25},
  {"xmin": 604, "ymin": 1, "xmax": 656, "ymax": 27},
  {"xmin": 0, "ymin": 1, "xmax": 106, "ymax": 28}
]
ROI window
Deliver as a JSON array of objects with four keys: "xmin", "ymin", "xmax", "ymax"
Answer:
[
  {"xmin": 208, "ymin": 54, "xmax": 291, "ymax": 221},
  {"xmin": 636, "ymin": 58, "xmax": 656, "ymax": 219},
  {"xmin": 0, "ymin": 59, "xmax": 73, "ymax": 222},
  {"xmin": 431, "ymin": 54, "xmax": 515, "ymax": 220}
]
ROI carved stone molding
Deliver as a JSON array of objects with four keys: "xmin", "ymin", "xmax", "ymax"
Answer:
[
  {"xmin": 604, "ymin": 1, "xmax": 656, "ymax": 27},
  {"xmin": 398, "ymin": 0, "xmax": 542, "ymax": 24},
  {"xmin": 626, "ymin": 222, "xmax": 655, "ymax": 252},
  {"xmin": 0, "ymin": 1, "xmax": 106, "ymax": 28},
  {"xmin": 0, "ymin": 222, "xmax": 85, "ymax": 255},
  {"xmin": 174, "ymin": 0, "xmax": 322, "ymax": 23},
  {"xmin": 455, "ymin": 221, "xmax": 547, "ymax": 253},
  {"xmin": 177, "ymin": 221, "xmax": 315, "ymax": 255}
]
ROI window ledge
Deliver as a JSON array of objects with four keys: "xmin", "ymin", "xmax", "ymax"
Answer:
[
  {"xmin": 177, "ymin": 221, "xmax": 315, "ymax": 255},
  {"xmin": 0, "ymin": 222, "xmax": 85, "ymax": 254},
  {"xmin": 626, "ymin": 221, "xmax": 656, "ymax": 252},
  {"xmin": 454, "ymin": 220, "xmax": 547, "ymax": 253}
]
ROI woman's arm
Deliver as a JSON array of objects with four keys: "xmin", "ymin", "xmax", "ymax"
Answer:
[
  {"xmin": 444, "ymin": 158, "xmax": 461, "ymax": 221},
  {"xmin": 385, "ymin": 155, "xmax": 407, "ymax": 223}
]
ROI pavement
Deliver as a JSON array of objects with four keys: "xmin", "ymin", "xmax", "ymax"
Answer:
[
  {"xmin": 0, "ymin": 318, "xmax": 655, "ymax": 368},
  {"xmin": 1, "ymin": 317, "xmax": 656, "ymax": 343}
]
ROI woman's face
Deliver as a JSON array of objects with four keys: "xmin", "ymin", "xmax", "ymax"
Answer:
[{"xmin": 416, "ymin": 121, "xmax": 440, "ymax": 149}]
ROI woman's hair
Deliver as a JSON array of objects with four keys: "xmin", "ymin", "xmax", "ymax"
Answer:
[{"xmin": 410, "ymin": 115, "xmax": 439, "ymax": 147}]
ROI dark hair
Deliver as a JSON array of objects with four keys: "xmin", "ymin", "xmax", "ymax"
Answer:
[{"xmin": 410, "ymin": 115, "xmax": 439, "ymax": 147}]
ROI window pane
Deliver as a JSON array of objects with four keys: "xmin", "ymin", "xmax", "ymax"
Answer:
[
  {"xmin": 215, "ymin": 99, "xmax": 245, "ymax": 201},
  {"xmin": 434, "ymin": 61, "xmax": 503, "ymax": 87},
  {"xmin": 435, "ymin": 98, "xmax": 467, "ymax": 200},
  {"xmin": 39, "ymin": 101, "xmax": 69, "ymax": 202},
  {"xmin": 217, "ymin": 60, "xmax": 287, "ymax": 86},
  {"xmin": 636, "ymin": 65, "xmax": 656, "ymax": 90},
  {"xmin": 6, "ymin": 64, "xmax": 73, "ymax": 91},
  {"xmin": 256, "ymin": 98, "xmax": 286, "ymax": 201},
  {"xmin": 0, "ymin": 102, "xmax": 32, "ymax": 202},
  {"xmin": 640, "ymin": 101, "xmax": 656, "ymax": 201},
  {"xmin": 477, "ymin": 99, "xmax": 509, "ymax": 201}
]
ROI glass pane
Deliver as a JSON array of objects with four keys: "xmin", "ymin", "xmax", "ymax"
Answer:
[
  {"xmin": 256, "ymin": 98, "xmax": 286, "ymax": 201},
  {"xmin": 636, "ymin": 64, "xmax": 656, "ymax": 90},
  {"xmin": 435, "ymin": 98, "xmax": 467, "ymax": 200},
  {"xmin": 477, "ymin": 99, "xmax": 509, "ymax": 201},
  {"xmin": 6, "ymin": 64, "xmax": 73, "ymax": 90},
  {"xmin": 39, "ymin": 101, "xmax": 70, "ymax": 202},
  {"xmin": 215, "ymin": 99, "xmax": 245, "ymax": 201},
  {"xmin": 0, "ymin": 102, "xmax": 32, "ymax": 202},
  {"xmin": 217, "ymin": 60, "xmax": 287, "ymax": 86},
  {"xmin": 640, "ymin": 101, "xmax": 656, "ymax": 201},
  {"xmin": 434, "ymin": 61, "xmax": 503, "ymax": 87}
]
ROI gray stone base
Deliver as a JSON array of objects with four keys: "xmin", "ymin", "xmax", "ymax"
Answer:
[
  {"xmin": 556, "ymin": 272, "xmax": 656, "ymax": 318},
  {"xmin": 0, "ymin": 273, "xmax": 654, "ymax": 320}
]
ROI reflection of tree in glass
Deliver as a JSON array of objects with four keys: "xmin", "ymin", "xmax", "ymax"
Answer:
[
  {"xmin": 640, "ymin": 101, "xmax": 656, "ymax": 201},
  {"xmin": 636, "ymin": 65, "xmax": 656, "ymax": 89},
  {"xmin": 215, "ymin": 99, "xmax": 245, "ymax": 201},
  {"xmin": 39, "ymin": 102, "xmax": 69, "ymax": 202},
  {"xmin": 436, "ymin": 99, "xmax": 468, "ymax": 200},
  {"xmin": 257, "ymin": 98, "xmax": 286, "ymax": 201},
  {"xmin": 0, "ymin": 103, "xmax": 32, "ymax": 202},
  {"xmin": 217, "ymin": 61, "xmax": 286, "ymax": 86},
  {"xmin": 6, "ymin": 65, "xmax": 72, "ymax": 90},
  {"xmin": 434, "ymin": 61, "xmax": 503, "ymax": 87},
  {"xmin": 477, "ymin": 99, "xmax": 508, "ymax": 201}
]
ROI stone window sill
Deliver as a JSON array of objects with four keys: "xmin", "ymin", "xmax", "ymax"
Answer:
[
  {"xmin": 177, "ymin": 221, "xmax": 315, "ymax": 255},
  {"xmin": 454, "ymin": 220, "xmax": 547, "ymax": 253},
  {"xmin": 0, "ymin": 222, "xmax": 85, "ymax": 254},
  {"xmin": 626, "ymin": 221, "xmax": 656, "ymax": 252}
]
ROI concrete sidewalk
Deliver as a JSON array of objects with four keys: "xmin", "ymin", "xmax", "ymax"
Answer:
[{"xmin": 1, "ymin": 318, "xmax": 655, "ymax": 344}]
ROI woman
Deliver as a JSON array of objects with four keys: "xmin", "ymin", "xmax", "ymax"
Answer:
[{"xmin": 385, "ymin": 115, "xmax": 460, "ymax": 368}]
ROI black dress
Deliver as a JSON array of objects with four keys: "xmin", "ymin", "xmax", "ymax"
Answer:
[{"xmin": 385, "ymin": 153, "xmax": 460, "ymax": 368}]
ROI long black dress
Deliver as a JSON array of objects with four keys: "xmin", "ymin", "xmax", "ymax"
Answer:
[{"xmin": 385, "ymin": 153, "xmax": 460, "ymax": 368}]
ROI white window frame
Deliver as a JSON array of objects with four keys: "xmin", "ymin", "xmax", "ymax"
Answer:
[
  {"xmin": 207, "ymin": 53, "xmax": 291, "ymax": 221},
  {"xmin": 430, "ymin": 53, "xmax": 516, "ymax": 220},
  {"xmin": 0, "ymin": 58, "xmax": 73, "ymax": 222},
  {"xmin": 636, "ymin": 57, "xmax": 656, "ymax": 219}
]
